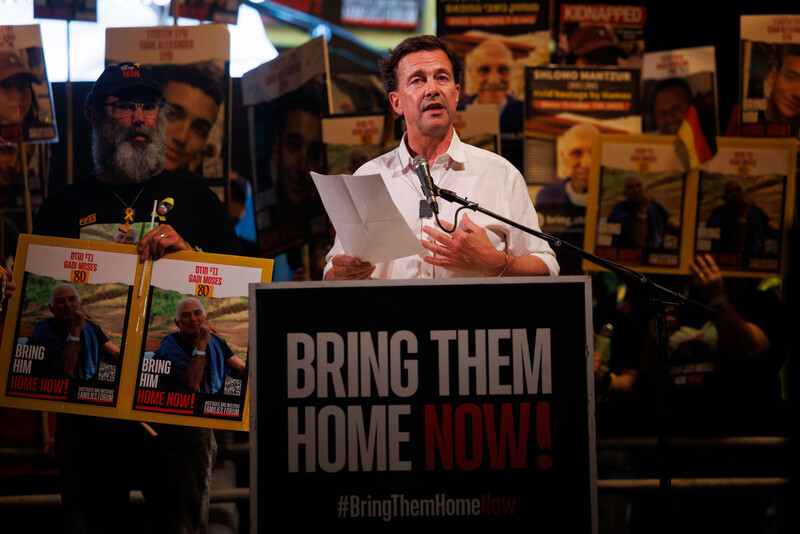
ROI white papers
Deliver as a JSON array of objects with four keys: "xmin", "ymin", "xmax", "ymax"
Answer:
[{"xmin": 311, "ymin": 172, "xmax": 425, "ymax": 264}]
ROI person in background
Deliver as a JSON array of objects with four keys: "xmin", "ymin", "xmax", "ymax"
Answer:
[{"xmin": 32, "ymin": 61, "xmax": 241, "ymax": 534}]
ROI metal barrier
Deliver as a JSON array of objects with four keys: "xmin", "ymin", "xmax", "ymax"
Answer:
[{"xmin": 1, "ymin": 436, "xmax": 793, "ymax": 505}]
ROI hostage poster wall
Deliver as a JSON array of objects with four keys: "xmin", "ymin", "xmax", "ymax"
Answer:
[{"xmin": 251, "ymin": 277, "xmax": 597, "ymax": 531}]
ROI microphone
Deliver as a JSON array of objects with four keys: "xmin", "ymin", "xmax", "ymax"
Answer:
[{"xmin": 412, "ymin": 154, "xmax": 439, "ymax": 214}]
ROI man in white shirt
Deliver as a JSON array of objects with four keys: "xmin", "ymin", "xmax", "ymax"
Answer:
[{"xmin": 324, "ymin": 35, "xmax": 558, "ymax": 280}]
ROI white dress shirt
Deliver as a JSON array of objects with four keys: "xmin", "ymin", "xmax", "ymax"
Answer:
[{"xmin": 324, "ymin": 130, "xmax": 559, "ymax": 279}]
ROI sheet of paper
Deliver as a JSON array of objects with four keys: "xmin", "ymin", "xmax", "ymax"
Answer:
[{"xmin": 311, "ymin": 172, "xmax": 425, "ymax": 264}]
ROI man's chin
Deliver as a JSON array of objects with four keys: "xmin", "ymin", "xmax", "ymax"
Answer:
[
  {"xmin": 478, "ymin": 92, "xmax": 506, "ymax": 105},
  {"xmin": 164, "ymin": 159, "xmax": 181, "ymax": 172}
]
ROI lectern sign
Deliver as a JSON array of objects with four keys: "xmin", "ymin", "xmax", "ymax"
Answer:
[{"xmin": 251, "ymin": 277, "xmax": 597, "ymax": 531}]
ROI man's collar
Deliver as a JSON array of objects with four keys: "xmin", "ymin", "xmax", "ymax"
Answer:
[{"xmin": 397, "ymin": 129, "xmax": 466, "ymax": 172}]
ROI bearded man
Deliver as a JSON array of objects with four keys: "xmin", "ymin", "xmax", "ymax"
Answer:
[{"xmin": 32, "ymin": 62, "xmax": 241, "ymax": 534}]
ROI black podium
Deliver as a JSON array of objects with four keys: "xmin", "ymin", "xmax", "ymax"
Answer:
[{"xmin": 250, "ymin": 276, "xmax": 597, "ymax": 532}]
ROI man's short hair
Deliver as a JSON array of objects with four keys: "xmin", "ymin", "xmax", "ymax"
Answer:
[
  {"xmin": 50, "ymin": 283, "xmax": 80, "ymax": 308},
  {"xmin": 775, "ymin": 43, "xmax": 800, "ymax": 71},
  {"xmin": 150, "ymin": 61, "xmax": 225, "ymax": 107},
  {"xmin": 175, "ymin": 297, "xmax": 206, "ymax": 321},
  {"xmin": 378, "ymin": 35, "xmax": 464, "ymax": 94},
  {"xmin": 652, "ymin": 77, "xmax": 692, "ymax": 104}
]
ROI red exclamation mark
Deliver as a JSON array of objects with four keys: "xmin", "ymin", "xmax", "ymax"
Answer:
[
  {"xmin": 190, "ymin": 393, "xmax": 195, "ymax": 409},
  {"xmin": 536, "ymin": 401, "xmax": 553, "ymax": 469},
  {"xmin": 64, "ymin": 378, "xmax": 69, "ymax": 393}
]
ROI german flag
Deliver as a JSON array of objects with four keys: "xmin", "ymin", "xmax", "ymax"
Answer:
[{"xmin": 674, "ymin": 95, "xmax": 718, "ymax": 171}]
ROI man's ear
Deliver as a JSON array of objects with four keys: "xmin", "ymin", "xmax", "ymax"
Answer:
[
  {"xmin": 388, "ymin": 92, "xmax": 403, "ymax": 116},
  {"xmin": 85, "ymin": 106, "xmax": 99, "ymax": 128},
  {"xmin": 766, "ymin": 67, "xmax": 777, "ymax": 89}
]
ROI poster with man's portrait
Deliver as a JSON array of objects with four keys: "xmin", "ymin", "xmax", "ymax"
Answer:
[
  {"xmin": 740, "ymin": 15, "xmax": 800, "ymax": 141},
  {"xmin": 242, "ymin": 37, "xmax": 333, "ymax": 279},
  {"xmin": 438, "ymin": 1, "xmax": 552, "ymax": 175},
  {"xmin": 105, "ymin": 25, "xmax": 231, "ymax": 187},
  {"xmin": 584, "ymin": 134, "xmax": 691, "ymax": 274},
  {"xmin": 641, "ymin": 46, "xmax": 718, "ymax": 137},
  {"xmin": 131, "ymin": 252, "xmax": 271, "ymax": 428},
  {"xmin": 556, "ymin": 4, "xmax": 646, "ymax": 69},
  {"xmin": 0, "ymin": 236, "xmax": 140, "ymax": 416},
  {"xmin": 694, "ymin": 138, "xmax": 796, "ymax": 276}
]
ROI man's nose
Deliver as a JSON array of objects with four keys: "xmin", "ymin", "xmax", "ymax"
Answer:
[
  {"xmin": 132, "ymin": 104, "xmax": 147, "ymax": 123},
  {"xmin": 424, "ymin": 79, "xmax": 438, "ymax": 96},
  {"xmin": 170, "ymin": 120, "xmax": 190, "ymax": 144}
]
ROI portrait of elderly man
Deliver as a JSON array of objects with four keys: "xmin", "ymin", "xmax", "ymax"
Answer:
[
  {"xmin": 607, "ymin": 173, "xmax": 680, "ymax": 250},
  {"xmin": 462, "ymin": 39, "xmax": 524, "ymax": 129},
  {"xmin": 153, "ymin": 297, "xmax": 246, "ymax": 395},
  {"xmin": 706, "ymin": 177, "xmax": 780, "ymax": 255},
  {"xmin": 26, "ymin": 283, "xmax": 121, "ymax": 379}
]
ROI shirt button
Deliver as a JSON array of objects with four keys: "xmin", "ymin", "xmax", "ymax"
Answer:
[{"xmin": 424, "ymin": 271, "xmax": 431, "ymax": 278}]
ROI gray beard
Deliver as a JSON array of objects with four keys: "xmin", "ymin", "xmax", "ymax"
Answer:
[{"xmin": 92, "ymin": 114, "xmax": 167, "ymax": 185}]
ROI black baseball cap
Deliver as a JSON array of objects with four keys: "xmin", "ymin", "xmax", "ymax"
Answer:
[{"xmin": 85, "ymin": 62, "xmax": 162, "ymax": 108}]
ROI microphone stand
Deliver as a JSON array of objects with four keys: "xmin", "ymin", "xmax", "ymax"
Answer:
[{"xmin": 436, "ymin": 186, "xmax": 717, "ymax": 505}]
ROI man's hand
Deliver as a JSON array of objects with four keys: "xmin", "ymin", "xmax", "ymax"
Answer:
[
  {"xmin": 196, "ymin": 320, "xmax": 215, "ymax": 350},
  {"xmin": 1, "ymin": 269, "xmax": 14, "ymax": 301},
  {"xmin": 636, "ymin": 192, "xmax": 653, "ymax": 214},
  {"xmin": 421, "ymin": 213, "xmax": 506, "ymax": 276},
  {"xmin": 689, "ymin": 253, "xmax": 725, "ymax": 305},
  {"xmin": 324, "ymin": 254, "xmax": 376, "ymax": 280},
  {"xmin": 138, "ymin": 224, "xmax": 191, "ymax": 260},
  {"xmin": 69, "ymin": 306, "xmax": 91, "ymax": 337}
]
